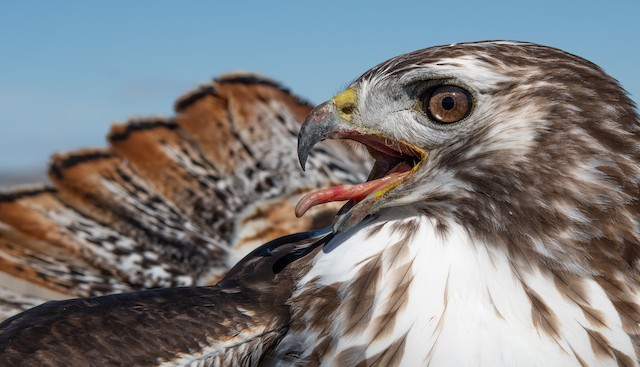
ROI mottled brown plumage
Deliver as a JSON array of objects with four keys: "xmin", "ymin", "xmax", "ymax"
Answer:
[
  {"xmin": 1, "ymin": 41, "xmax": 640, "ymax": 366},
  {"xmin": 285, "ymin": 41, "xmax": 640, "ymax": 365},
  {"xmin": 0, "ymin": 229, "xmax": 333, "ymax": 366},
  {"xmin": 0, "ymin": 73, "xmax": 369, "ymax": 320}
]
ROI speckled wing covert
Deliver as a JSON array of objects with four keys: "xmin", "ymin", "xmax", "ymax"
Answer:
[
  {"xmin": 0, "ymin": 228, "xmax": 334, "ymax": 366},
  {"xmin": 0, "ymin": 73, "xmax": 369, "ymax": 321}
]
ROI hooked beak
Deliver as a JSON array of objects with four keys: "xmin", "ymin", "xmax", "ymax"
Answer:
[
  {"xmin": 296, "ymin": 89, "xmax": 425, "ymax": 232},
  {"xmin": 298, "ymin": 101, "xmax": 346, "ymax": 170},
  {"xmin": 298, "ymin": 88, "xmax": 358, "ymax": 170}
]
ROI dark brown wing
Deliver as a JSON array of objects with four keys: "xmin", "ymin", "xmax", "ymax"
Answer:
[{"xmin": 0, "ymin": 228, "xmax": 333, "ymax": 366}]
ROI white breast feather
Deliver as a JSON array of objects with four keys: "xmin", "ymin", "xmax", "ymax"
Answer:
[{"xmin": 291, "ymin": 209, "xmax": 639, "ymax": 367}]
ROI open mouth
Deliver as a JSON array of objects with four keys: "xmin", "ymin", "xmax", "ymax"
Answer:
[{"xmin": 295, "ymin": 133, "xmax": 425, "ymax": 217}]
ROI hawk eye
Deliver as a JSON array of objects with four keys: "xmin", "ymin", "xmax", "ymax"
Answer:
[{"xmin": 422, "ymin": 86, "xmax": 472, "ymax": 124}]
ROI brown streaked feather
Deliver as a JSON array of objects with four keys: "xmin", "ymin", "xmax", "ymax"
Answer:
[
  {"xmin": 290, "ymin": 277, "xmax": 340, "ymax": 333},
  {"xmin": 613, "ymin": 347, "xmax": 636, "ymax": 367},
  {"xmin": 573, "ymin": 351, "xmax": 589, "ymax": 367},
  {"xmin": 107, "ymin": 117, "xmax": 235, "ymax": 236},
  {"xmin": 49, "ymin": 149, "xmax": 225, "ymax": 281},
  {"xmin": 371, "ymin": 262, "xmax": 413, "ymax": 342},
  {"xmin": 0, "ymin": 228, "xmax": 333, "ymax": 366},
  {"xmin": 0, "ymin": 72, "xmax": 370, "ymax": 321},
  {"xmin": 370, "ymin": 229, "xmax": 417, "ymax": 342},
  {"xmin": 0, "ymin": 189, "xmax": 159, "ymax": 295},
  {"xmin": 524, "ymin": 285, "xmax": 562, "ymax": 341},
  {"xmin": 342, "ymin": 256, "xmax": 382, "ymax": 336},
  {"xmin": 595, "ymin": 275, "xmax": 640, "ymax": 359},
  {"xmin": 585, "ymin": 328, "xmax": 617, "ymax": 360},
  {"xmin": 366, "ymin": 334, "xmax": 408, "ymax": 367},
  {"xmin": 365, "ymin": 222, "xmax": 387, "ymax": 239},
  {"xmin": 334, "ymin": 345, "xmax": 368, "ymax": 367},
  {"xmin": 549, "ymin": 270, "xmax": 612, "ymax": 330}
]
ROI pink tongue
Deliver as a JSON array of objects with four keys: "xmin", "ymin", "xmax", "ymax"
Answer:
[{"xmin": 295, "ymin": 163, "xmax": 412, "ymax": 218}]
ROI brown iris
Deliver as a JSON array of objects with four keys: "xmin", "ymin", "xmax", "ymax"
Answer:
[{"xmin": 423, "ymin": 86, "xmax": 473, "ymax": 124}]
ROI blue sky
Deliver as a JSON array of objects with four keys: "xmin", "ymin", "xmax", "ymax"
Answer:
[{"xmin": 0, "ymin": 1, "xmax": 638, "ymax": 173}]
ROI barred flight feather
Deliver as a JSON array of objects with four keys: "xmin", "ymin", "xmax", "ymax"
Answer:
[{"xmin": 0, "ymin": 73, "xmax": 369, "ymax": 320}]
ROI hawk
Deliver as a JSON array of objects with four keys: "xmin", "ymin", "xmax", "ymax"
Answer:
[{"xmin": 1, "ymin": 41, "xmax": 640, "ymax": 366}]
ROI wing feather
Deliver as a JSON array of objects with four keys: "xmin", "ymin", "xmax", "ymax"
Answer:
[
  {"xmin": 0, "ymin": 72, "xmax": 370, "ymax": 320},
  {"xmin": 0, "ymin": 229, "xmax": 333, "ymax": 366}
]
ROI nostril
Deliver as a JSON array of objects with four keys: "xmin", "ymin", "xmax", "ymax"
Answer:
[{"xmin": 340, "ymin": 103, "xmax": 355, "ymax": 115}]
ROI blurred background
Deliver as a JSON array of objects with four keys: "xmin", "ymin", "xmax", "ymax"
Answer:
[{"xmin": 0, "ymin": 1, "xmax": 638, "ymax": 185}]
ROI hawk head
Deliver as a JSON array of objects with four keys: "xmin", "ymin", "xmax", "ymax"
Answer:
[{"xmin": 297, "ymin": 41, "xmax": 640, "ymax": 275}]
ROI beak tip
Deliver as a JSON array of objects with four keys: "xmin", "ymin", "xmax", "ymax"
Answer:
[
  {"xmin": 297, "ymin": 100, "xmax": 341, "ymax": 173},
  {"xmin": 299, "ymin": 155, "xmax": 308, "ymax": 171},
  {"xmin": 297, "ymin": 136, "xmax": 311, "ymax": 171}
]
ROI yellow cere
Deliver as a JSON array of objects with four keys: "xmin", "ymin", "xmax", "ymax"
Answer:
[{"xmin": 333, "ymin": 88, "xmax": 357, "ymax": 122}]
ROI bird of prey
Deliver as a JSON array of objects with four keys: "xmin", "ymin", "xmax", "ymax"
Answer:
[{"xmin": 1, "ymin": 41, "xmax": 640, "ymax": 366}]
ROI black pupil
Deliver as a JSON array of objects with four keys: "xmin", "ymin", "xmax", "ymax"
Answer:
[{"xmin": 441, "ymin": 96, "xmax": 455, "ymax": 110}]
